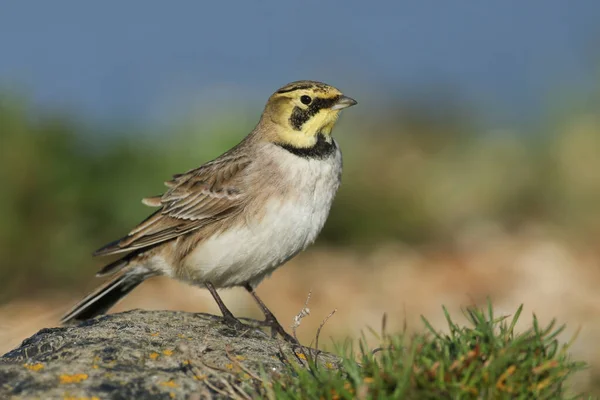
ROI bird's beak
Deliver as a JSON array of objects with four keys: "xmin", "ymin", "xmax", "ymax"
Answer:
[{"xmin": 331, "ymin": 95, "xmax": 358, "ymax": 110}]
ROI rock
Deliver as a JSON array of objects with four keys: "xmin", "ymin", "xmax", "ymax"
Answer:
[{"xmin": 0, "ymin": 310, "xmax": 340, "ymax": 399}]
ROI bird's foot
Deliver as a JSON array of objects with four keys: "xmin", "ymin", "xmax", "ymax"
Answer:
[
  {"xmin": 221, "ymin": 312, "xmax": 248, "ymax": 331},
  {"xmin": 269, "ymin": 320, "xmax": 298, "ymax": 344},
  {"xmin": 240, "ymin": 316, "xmax": 297, "ymax": 344}
]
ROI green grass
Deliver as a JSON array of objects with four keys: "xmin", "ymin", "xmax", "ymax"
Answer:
[{"xmin": 255, "ymin": 303, "xmax": 587, "ymax": 399}]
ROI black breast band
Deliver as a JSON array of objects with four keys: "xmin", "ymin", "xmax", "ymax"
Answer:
[{"xmin": 276, "ymin": 134, "xmax": 337, "ymax": 159}]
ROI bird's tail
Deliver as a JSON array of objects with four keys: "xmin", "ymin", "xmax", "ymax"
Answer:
[{"xmin": 61, "ymin": 270, "xmax": 151, "ymax": 324}]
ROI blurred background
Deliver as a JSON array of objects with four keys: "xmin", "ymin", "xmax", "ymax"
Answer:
[{"xmin": 1, "ymin": 0, "xmax": 600, "ymax": 394}]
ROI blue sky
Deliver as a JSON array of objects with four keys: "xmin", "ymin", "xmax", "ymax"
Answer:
[{"xmin": 1, "ymin": 1, "xmax": 598, "ymax": 126}]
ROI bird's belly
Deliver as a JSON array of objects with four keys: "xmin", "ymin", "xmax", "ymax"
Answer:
[{"xmin": 181, "ymin": 196, "xmax": 334, "ymax": 288}]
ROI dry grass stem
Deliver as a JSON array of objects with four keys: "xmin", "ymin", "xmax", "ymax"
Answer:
[
  {"xmin": 225, "ymin": 345, "xmax": 264, "ymax": 383},
  {"xmin": 291, "ymin": 290, "xmax": 312, "ymax": 342},
  {"xmin": 315, "ymin": 308, "xmax": 337, "ymax": 352}
]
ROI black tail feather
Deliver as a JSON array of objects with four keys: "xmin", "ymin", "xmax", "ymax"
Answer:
[
  {"xmin": 96, "ymin": 256, "xmax": 131, "ymax": 277},
  {"xmin": 93, "ymin": 238, "xmax": 126, "ymax": 257},
  {"xmin": 61, "ymin": 273, "xmax": 148, "ymax": 324}
]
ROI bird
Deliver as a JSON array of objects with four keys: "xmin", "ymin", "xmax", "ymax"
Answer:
[{"xmin": 61, "ymin": 80, "xmax": 357, "ymax": 341}]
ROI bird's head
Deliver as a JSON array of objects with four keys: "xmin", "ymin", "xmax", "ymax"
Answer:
[{"xmin": 260, "ymin": 80, "xmax": 357, "ymax": 148}]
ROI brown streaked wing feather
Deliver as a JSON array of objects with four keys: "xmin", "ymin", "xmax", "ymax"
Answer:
[
  {"xmin": 141, "ymin": 196, "xmax": 162, "ymax": 207},
  {"xmin": 94, "ymin": 154, "xmax": 251, "ymax": 256}
]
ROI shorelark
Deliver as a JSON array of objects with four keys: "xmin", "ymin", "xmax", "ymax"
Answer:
[{"xmin": 62, "ymin": 80, "xmax": 357, "ymax": 341}]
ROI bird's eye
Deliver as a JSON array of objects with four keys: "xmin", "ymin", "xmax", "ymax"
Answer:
[{"xmin": 300, "ymin": 95, "xmax": 312, "ymax": 105}]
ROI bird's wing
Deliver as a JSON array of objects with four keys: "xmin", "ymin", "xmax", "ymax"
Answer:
[{"xmin": 94, "ymin": 153, "xmax": 252, "ymax": 256}]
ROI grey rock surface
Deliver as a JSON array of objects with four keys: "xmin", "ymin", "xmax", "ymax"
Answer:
[{"xmin": 0, "ymin": 310, "xmax": 340, "ymax": 399}]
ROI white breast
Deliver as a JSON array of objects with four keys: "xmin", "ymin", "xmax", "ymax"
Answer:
[{"xmin": 182, "ymin": 142, "xmax": 342, "ymax": 288}]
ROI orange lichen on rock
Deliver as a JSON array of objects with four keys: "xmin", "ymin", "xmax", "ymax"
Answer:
[
  {"xmin": 59, "ymin": 373, "xmax": 89, "ymax": 384},
  {"xmin": 23, "ymin": 363, "xmax": 44, "ymax": 371}
]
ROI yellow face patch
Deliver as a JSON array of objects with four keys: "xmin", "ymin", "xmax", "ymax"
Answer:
[{"xmin": 266, "ymin": 81, "xmax": 347, "ymax": 148}]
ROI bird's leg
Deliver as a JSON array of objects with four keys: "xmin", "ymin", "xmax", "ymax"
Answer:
[
  {"xmin": 205, "ymin": 282, "xmax": 243, "ymax": 328},
  {"xmin": 244, "ymin": 283, "xmax": 297, "ymax": 343}
]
